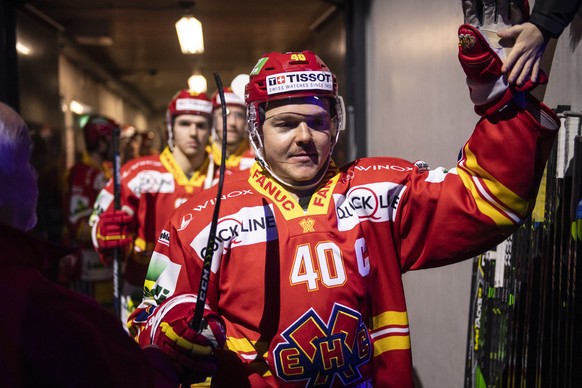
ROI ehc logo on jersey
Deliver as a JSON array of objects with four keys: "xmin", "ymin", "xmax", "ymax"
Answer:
[{"xmin": 274, "ymin": 303, "xmax": 371, "ymax": 386}]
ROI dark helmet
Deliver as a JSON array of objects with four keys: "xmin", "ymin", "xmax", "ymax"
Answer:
[{"xmin": 82, "ymin": 115, "xmax": 117, "ymax": 151}]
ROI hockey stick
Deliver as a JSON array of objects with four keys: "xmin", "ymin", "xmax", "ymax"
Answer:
[
  {"xmin": 190, "ymin": 73, "xmax": 228, "ymax": 332},
  {"xmin": 112, "ymin": 124, "xmax": 123, "ymax": 318},
  {"xmin": 568, "ymin": 133, "xmax": 582, "ymax": 387},
  {"xmin": 564, "ymin": 115, "xmax": 582, "ymax": 387}
]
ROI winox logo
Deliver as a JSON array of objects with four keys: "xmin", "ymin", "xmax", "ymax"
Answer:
[
  {"xmin": 273, "ymin": 303, "xmax": 371, "ymax": 386},
  {"xmin": 266, "ymin": 71, "xmax": 333, "ymax": 95}
]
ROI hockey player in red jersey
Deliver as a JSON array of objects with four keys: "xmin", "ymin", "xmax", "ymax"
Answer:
[
  {"xmin": 127, "ymin": 3, "xmax": 560, "ymax": 387},
  {"xmin": 208, "ymin": 85, "xmax": 255, "ymax": 175},
  {"xmin": 90, "ymin": 90, "xmax": 216, "ymax": 323},
  {"xmin": 64, "ymin": 114, "xmax": 118, "ymax": 308}
]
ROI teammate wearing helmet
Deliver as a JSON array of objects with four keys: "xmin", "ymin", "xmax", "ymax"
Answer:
[
  {"xmin": 120, "ymin": 123, "xmax": 139, "ymax": 164},
  {"xmin": 126, "ymin": 4, "xmax": 560, "ymax": 385},
  {"xmin": 64, "ymin": 114, "xmax": 117, "ymax": 308},
  {"xmin": 138, "ymin": 129, "xmax": 158, "ymax": 157},
  {"xmin": 208, "ymin": 86, "xmax": 255, "ymax": 176},
  {"xmin": 90, "ymin": 89, "xmax": 216, "ymax": 324}
]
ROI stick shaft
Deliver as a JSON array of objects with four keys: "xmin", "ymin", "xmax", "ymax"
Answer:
[
  {"xmin": 191, "ymin": 73, "xmax": 229, "ymax": 331},
  {"xmin": 112, "ymin": 125, "xmax": 122, "ymax": 318}
]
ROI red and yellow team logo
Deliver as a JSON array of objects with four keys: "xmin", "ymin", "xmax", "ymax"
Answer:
[{"xmin": 273, "ymin": 303, "xmax": 371, "ymax": 386}]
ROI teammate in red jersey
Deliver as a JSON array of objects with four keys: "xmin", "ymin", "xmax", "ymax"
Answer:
[
  {"xmin": 90, "ymin": 90, "xmax": 216, "ymax": 324},
  {"xmin": 208, "ymin": 85, "xmax": 255, "ymax": 176},
  {"xmin": 127, "ymin": 3, "xmax": 561, "ymax": 387},
  {"xmin": 64, "ymin": 114, "xmax": 118, "ymax": 308}
]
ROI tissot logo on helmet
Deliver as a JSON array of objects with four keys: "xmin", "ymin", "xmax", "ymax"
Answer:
[
  {"xmin": 266, "ymin": 71, "xmax": 333, "ymax": 95},
  {"xmin": 175, "ymin": 98, "xmax": 213, "ymax": 114}
]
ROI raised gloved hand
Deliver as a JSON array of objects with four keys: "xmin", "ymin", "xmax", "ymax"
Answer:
[
  {"xmin": 92, "ymin": 209, "xmax": 136, "ymax": 254},
  {"xmin": 138, "ymin": 294, "xmax": 226, "ymax": 385},
  {"xmin": 458, "ymin": 0, "xmax": 546, "ymax": 116}
]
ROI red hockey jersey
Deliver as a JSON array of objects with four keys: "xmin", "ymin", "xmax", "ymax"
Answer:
[
  {"xmin": 65, "ymin": 153, "xmax": 113, "ymax": 283},
  {"xmin": 208, "ymin": 139, "xmax": 256, "ymax": 175},
  {"xmin": 65, "ymin": 152, "xmax": 112, "ymax": 247},
  {"xmin": 130, "ymin": 101, "xmax": 557, "ymax": 387},
  {"xmin": 92, "ymin": 147, "xmax": 215, "ymax": 256}
]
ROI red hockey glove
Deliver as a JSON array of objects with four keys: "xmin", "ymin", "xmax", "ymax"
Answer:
[
  {"xmin": 139, "ymin": 294, "xmax": 226, "ymax": 385},
  {"xmin": 458, "ymin": 0, "xmax": 547, "ymax": 116},
  {"xmin": 93, "ymin": 209, "xmax": 136, "ymax": 251}
]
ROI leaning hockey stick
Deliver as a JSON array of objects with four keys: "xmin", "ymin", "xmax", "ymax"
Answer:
[
  {"xmin": 112, "ymin": 124, "xmax": 123, "ymax": 318},
  {"xmin": 190, "ymin": 73, "xmax": 228, "ymax": 332}
]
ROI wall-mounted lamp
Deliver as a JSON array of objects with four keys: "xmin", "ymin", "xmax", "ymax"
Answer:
[
  {"xmin": 70, "ymin": 100, "xmax": 91, "ymax": 115},
  {"xmin": 188, "ymin": 74, "xmax": 207, "ymax": 93},
  {"xmin": 16, "ymin": 42, "xmax": 31, "ymax": 55},
  {"xmin": 175, "ymin": 1, "xmax": 204, "ymax": 54}
]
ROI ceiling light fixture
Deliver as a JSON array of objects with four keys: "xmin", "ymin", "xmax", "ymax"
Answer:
[
  {"xmin": 175, "ymin": 1, "xmax": 204, "ymax": 54},
  {"xmin": 188, "ymin": 73, "xmax": 207, "ymax": 93}
]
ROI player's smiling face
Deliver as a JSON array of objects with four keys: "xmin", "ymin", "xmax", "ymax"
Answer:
[{"xmin": 261, "ymin": 98, "xmax": 334, "ymax": 187}]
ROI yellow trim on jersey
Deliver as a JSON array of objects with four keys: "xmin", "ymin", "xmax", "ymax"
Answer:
[
  {"xmin": 134, "ymin": 236, "xmax": 155, "ymax": 252},
  {"xmin": 458, "ymin": 144, "xmax": 527, "ymax": 226},
  {"xmin": 81, "ymin": 150, "xmax": 112, "ymax": 179},
  {"xmin": 373, "ymin": 335, "xmax": 411, "ymax": 356},
  {"xmin": 226, "ymin": 336, "xmax": 262, "ymax": 354},
  {"xmin": 247, "ymin": 163, "xmax": 340, "ymax": 220},
  {"xmin": 371, "ymin": 311, "xmax": 411, "ymax": 355},
  {"xmin": 225, "ymin": 337, "xmax": 273, "ymax": 377},
  {"xmin": 134, "ymin": 237, "xmax": 146, "ymax": 252},
  {"xmin": 531, "ymin": 166, "xmax": 548, "ymax": 223},
  {"xmin": 208, "ymin": 139, "xmax": 251, "ymax": 169},
  {"xmin": 372, "ymin": 311, "xmax": 409, "ymax": 329},
  {"xmin": 159, "ymin": 147, "xmax": 210, "ymax": 193},
  {"xmin": 226, "ymin": 337, "xmax": 273, "ymax": 359},
  {"xmin": 190, "ymin": 378, "xmax": 212, "ymax": 387}
]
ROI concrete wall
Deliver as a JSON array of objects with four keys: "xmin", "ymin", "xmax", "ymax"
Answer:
[
  {"xmin": 59, "ymin": 56, "xmax": 153, "ymax": 167},
  {"xmin": 16, "ymin": 9, "xmax": 156, "ymax": 168},
  {"xmin": 367, "ymin": 1, "xmax": 582, "ymax": 387}
]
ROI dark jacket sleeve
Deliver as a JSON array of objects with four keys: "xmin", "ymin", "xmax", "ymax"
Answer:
[{"xmin": 529, "ymin": 0, "xmax": 582, "ymax": 38}]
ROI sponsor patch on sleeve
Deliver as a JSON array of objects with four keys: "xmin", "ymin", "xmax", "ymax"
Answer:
[{"xmin": 158, "ymin": 229, "xmax": 170, "ymax": 246}]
